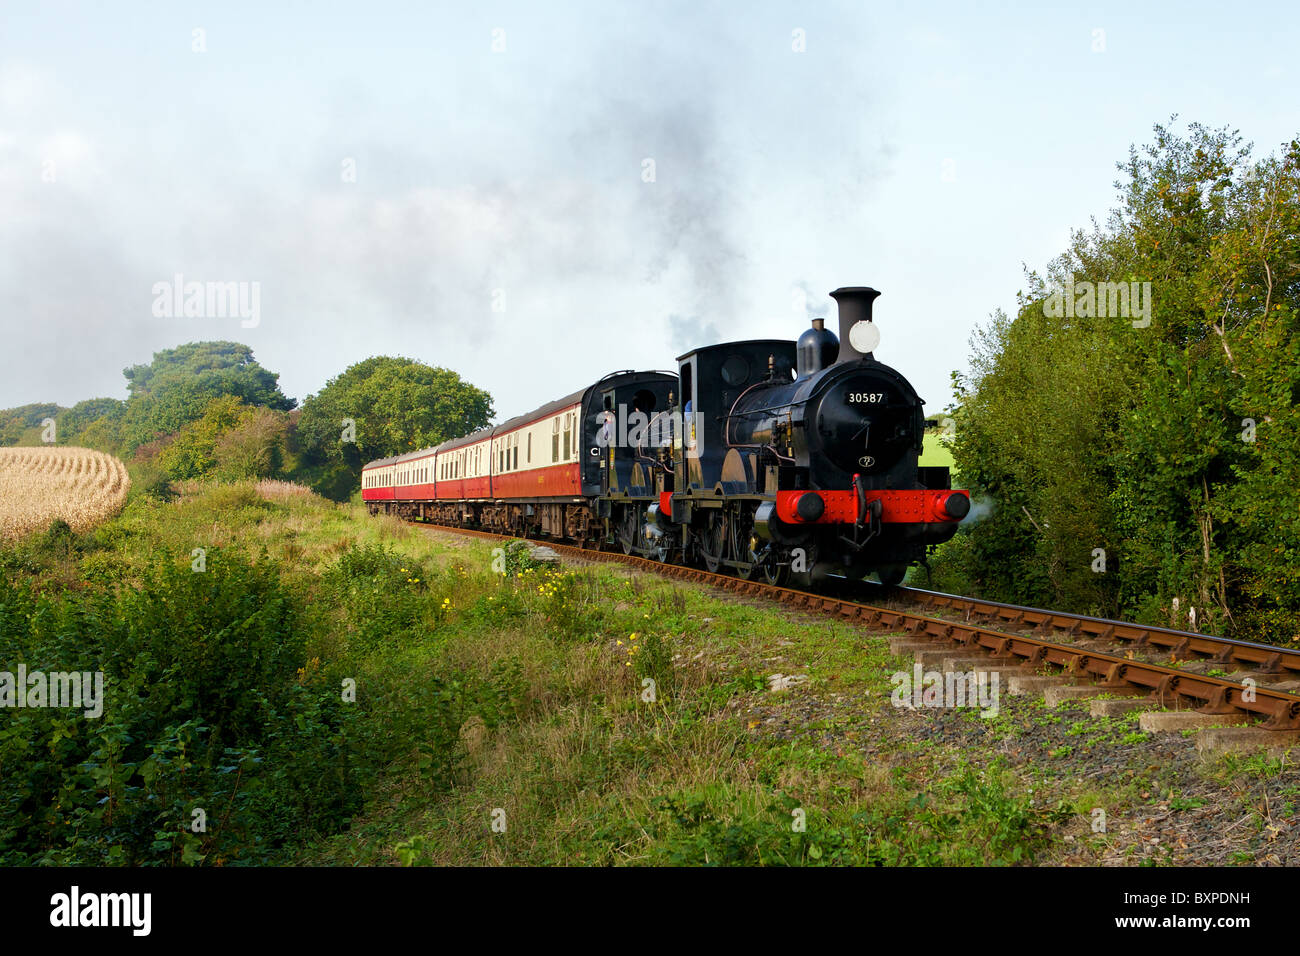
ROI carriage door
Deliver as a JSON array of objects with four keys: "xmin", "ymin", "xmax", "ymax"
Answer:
[{"xmin": 600, "ymin": 389, "xmax": 617, "ymax": 494}]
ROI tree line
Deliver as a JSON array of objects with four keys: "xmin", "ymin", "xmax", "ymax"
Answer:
[
  {"xmin": 936, "ymin": 120, "xmax": 1300, "ymax": 645},
  {"xmin": 0, "ymin": 343, "xmax": 494, "ymax": 501}
]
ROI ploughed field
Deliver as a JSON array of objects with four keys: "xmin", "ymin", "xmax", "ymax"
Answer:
[{"xmin": 0, "ymin": 446, "xmax": 130, "ymax": 540}]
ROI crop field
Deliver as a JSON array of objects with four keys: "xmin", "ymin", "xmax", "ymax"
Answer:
[{"xmin": 0, "ymin": 446, "xmax": 131, "ymax": 540}]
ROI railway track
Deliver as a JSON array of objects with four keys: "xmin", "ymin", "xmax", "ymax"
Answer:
[
  {"xmin": 408, "ymin": 519, "xmax": 1300, "ymax": 735},
  {"xmin": 860, "ymin": 584, "xmax": 1300, "ymax": 686}
]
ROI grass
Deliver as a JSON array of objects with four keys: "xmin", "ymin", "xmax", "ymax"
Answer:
[
  {"xmin": 6, "ymin": 478, "xmax": 1295, "ymax": 866},
  {"xmin": 919, "ymin": 432, "xmax": 956, "ymax": 471}
]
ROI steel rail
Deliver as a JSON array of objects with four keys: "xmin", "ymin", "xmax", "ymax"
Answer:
[{"xmin": 885, "ymin": 585, "xmax": 1300, "ymax": 679}]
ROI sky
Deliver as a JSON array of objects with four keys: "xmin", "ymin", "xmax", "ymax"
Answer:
[{"xmin": 2, "ymin": 0, "xmax": 1298, "ymax": 421}]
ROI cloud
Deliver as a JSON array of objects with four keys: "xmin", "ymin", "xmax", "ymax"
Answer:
[
  {"xmin": 667, "ymin": 313, "xmax": 721, "ymax": 355},
  {"xmin": 0, "ymin": 10, "xmax": 893, "ymax": 417}
]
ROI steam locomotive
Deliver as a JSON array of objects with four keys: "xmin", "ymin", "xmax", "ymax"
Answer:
[{"xmin": 362, "ymin": 286, "xmax": 968, "ymax": 586}]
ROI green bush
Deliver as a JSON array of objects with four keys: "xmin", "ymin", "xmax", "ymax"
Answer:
[{"xmin": 0, "ymin": 549, "xmax": 361, "ymax": 865}]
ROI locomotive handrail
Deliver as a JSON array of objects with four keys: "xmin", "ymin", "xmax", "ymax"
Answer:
[{"xmin": 721, "ymin": 379, "xmax": 797, "ymax": 463}]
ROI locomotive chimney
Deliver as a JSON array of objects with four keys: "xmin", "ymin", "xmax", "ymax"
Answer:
[{"xmin": 830, "ymin": 286, "xmax": 882, "ymax": 364}]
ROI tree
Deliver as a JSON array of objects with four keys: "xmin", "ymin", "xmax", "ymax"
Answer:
[
  {"xmin": 295, "ymin": 358, "xmax": 493, "ymax": 498},
  {"xmin": 156, "ymin": 396, "xmax": 249, "ymax": 480},
  {"xmin": 57, "ymin": 398, "xmax": 126, "ymax": 446},
  {"xmin": 214, "ymin": 407, "xmax": 288, "ymax": 480},
  {"xmin": 0, "ymin": 403, "xmax": 64, "ymax": 446},
  {"xmin": 942, "ymin": 120, "xmax": 1300, "ymax": 642},
  {"xmin": 118, "ymin": 342, "xmax": 294, "ymax": 452}
]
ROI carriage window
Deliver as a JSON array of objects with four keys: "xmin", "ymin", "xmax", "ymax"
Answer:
[
  {"xmin": 562, "ymin": 414, "xmax": 572, "ymax": 460},
  {"xmin": 513, "ymin": 435, "xmax": 519, "ymax": 470},
  {"xmin": 552, "ymin": 418, "xmax": 560, "ymax": 462},
  {"xmin": 527, "ymin": 432, "xmax": 531, "ymax": 463}
]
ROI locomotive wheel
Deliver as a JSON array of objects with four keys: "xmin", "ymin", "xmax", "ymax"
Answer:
[
  {"xmin": 619, "ymin": 508, "xmax": 638, "ymax": 555},
  {"xmin": 762, "ymin": 558, "xmax": 789, "ymax": 587},
  {"xmin": 729, "ymin": 511, "xmax": 759, "ymax": 580},
  {"xmin": 788, "ymin": 544, "xmax": 818, "ymax": 589},
  {"xmin": 877, "ymin": 565, "xmax": 907, "ymax": 587},
  {"xmin": 699, "ymin": 513, "xmax": 726, "ymax": 574}
]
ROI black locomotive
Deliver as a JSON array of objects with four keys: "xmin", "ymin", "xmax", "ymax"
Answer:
[{"xmin": 626, "ymin": 287, "xmax": 968, "ymax": 584}]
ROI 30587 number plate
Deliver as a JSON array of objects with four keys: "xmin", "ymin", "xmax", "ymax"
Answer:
[{"xmin": 846, "ymin": 392, "xmax": 886, "ymax": 404}]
